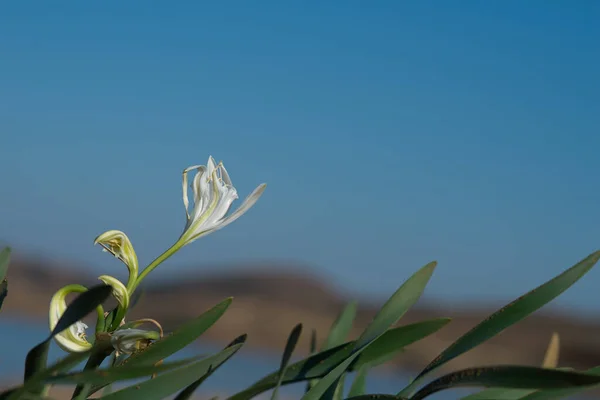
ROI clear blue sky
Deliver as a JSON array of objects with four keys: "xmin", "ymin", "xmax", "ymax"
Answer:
[{"xmin": 1, "ymin": 1, "xmax": 599, "ymax": 313}]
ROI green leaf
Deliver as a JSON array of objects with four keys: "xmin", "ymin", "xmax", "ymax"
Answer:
[
  {"xmin": 316, "ymin": 301, "xmax": 357, "ymax": 400},
  {"xmin": 351, "ymin": 318, "xmax": 450, "ymax": 371},
  {"xmin": 22, "ymin": 285, "xmax": 112, "ymax": 382},
  {"xmin": 346, "ymin": 395, "xmax": 398, "ymax": 400},
  {"xmin": 322, "ymin": 374, "xmax": 345, "ymax": 400},
  {"xmin": 303, "ymin": 352, "xmax": 362, "ymax": 400},
  {"xmin": 460, "ymin": 388, "xmax": 535, "ymax": 400},
  {"xmin": 46, "ymin": 355, "xmax": 205, "ymax": 385},
  {"xmin": 174, "ymin": 335, "xmax": 247, "ymax": 400},
  {"xmin": 302, "ymin": 261, "xmax": 437, "ymax": 400},
  {"xmin": 17, "ymin": 349, "xmax": 95, "ymax": 396},
  {"xmin": 399, "ymin": 251, "xmax": 600, "ymax": 397},
  {"xmin": 71, "ymin": 339, "xmax": 116, "ymax": 399},
  {"xmin": 356, "ymin": 261, "xmax": 436, "ymax": 349},
  {"xmin": 322, "ymin": 301, "xmax": 357, "ymax": 351},
  {"xmin": 88, "ymin": 298, "xmax": 232, "ymax": 395},
  {"xmin": 515, "ymin": 366, "xmax": 600, "ymax": 400},
  {"xmin": 272, "ymin": 324, "xmax": 302, "ymax": 400},
  {"xmin": 410, "ymin": 365, "xmax": 600, "ymax": 400},
  {"xmin": 306, "ymin": 329, "xmax": 318, "ymax": 393},
  {"xmin": 228, "ymin": 317, "xmax": 448, "ymax": 400},
  {"xmin": 348, "ymin": 366, "xmax": 368, "ymax": 397},
  {"xmin": 0, "ymin": 247, "xmax": 10, "ymax": 311},
  {"xmin": 98, "ymin": 344, "xmax": 244, "ymax": 400},
  {"xmin": 121, "ymin": 297, "xmax": 231, "ymax": 367}
]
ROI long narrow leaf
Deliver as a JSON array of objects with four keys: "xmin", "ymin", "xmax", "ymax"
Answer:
[
  {"xmin": 322, "ymin": 301, "xmax": 357, "ymax": 351},
  {"xmin": 302, "ymin": 261, "xmax": 437, "ymax": 400},
  {"xmin": 88, "ymin": 298, "xmax": 232, "ymax": 395},
  {"xmin": 174, "ymin": 335, "xmax": 248, "ymax": 400},
  {"xmin": 98, "ymin": 344, "xmax": 244, "ymax": 400},
  {"xmin": 516, "ymin": 366, "xmax": 600, "ymax": 400},
  {"xmin": 411, "ymin": 365, "xmax": 600, "ymax": 400},
  {"xmin": 399, "ymin": 251, "xmax": 600, "ymax": 397},
  {"xmin": 272, "ymin": 324, "xmax": 303, "ymax": 400},
  {"xmin": 348, "ymin": 366, "xmax": 369, "ymax": 397},
  {"xmin": 228, "ymin": 317, "xmax": 448, "ymax": 400},
  {"xmin": 305, "ymin": 329, "xmax": 318, "ymax": 393}
]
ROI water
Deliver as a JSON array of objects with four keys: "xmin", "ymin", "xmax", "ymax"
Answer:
[{"xmin": 0, "ymin": 317, "xmax": 479, "ymax": 399}]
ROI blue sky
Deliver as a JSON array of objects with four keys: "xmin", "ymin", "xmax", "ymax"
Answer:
[{"xmin": 1, "ymin": 1, "xmax": 599, "ymax": 312}]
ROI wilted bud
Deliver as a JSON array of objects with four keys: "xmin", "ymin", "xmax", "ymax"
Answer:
[
  {"xmin": 94, "ymin": 230, "xmax": 138, "ymax": 284},
  {"xmin": 98, "ymin": 275, "xmax": 130, "ymax": 310},
  {"xmin": 49, "ymin": 285, "xmax": 92, "ymax": 353},
  {"xmin": 111, "ymin": 328, "xmax": 160, "ymax": 354}
]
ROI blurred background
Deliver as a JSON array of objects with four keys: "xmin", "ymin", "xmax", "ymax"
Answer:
[{"xmin": 1, "ymin": 1, "xmax": 599, "ymax": 398}]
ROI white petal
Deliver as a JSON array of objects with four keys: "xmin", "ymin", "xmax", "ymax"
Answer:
[
  {"xmin": 207, "ymin": 156, "xmax": 218, "ymax": 176},
  {"xmin": 220, "ymin": 163, "xmax": 233, "ymax": 186},
  {"xmin": 204, "ymin": 186, "xmax": 238, "ymax": 227},
  {"xmin": 191, "ymin": 167, "xmax": 207, "ymax": 216},
  {"xmin": 189, "ymin": 183, "xmax": 266, "ymax": 241}
]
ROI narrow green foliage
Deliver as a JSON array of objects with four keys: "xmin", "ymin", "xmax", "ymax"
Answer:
[
  {"xmin": 400, "ymin": 251, "xmax": 600, "ymax": 397},
  {"xmin": 228, "ymin": 317, "xmax": 448, "ymax": 400},
  {"xmin": 302, "ymin": 261, "xmax": 437, "ymax": 400},
  {"xmin": 174, "ymin": 335, "xmax": 248, "ymax": 400},
  {"xmin": 88, "ymin": 298, "xmax": 232, "ymax": 396},
  {"xmin": 515, "ymin": 366, "xmax": 600, "ymax": 400},
  {"xmin": 460, "ymin": 388, "xmax": 535, "ymax": 400},
  {"xmin": 356, "ymin": 261, "xmax": 436, "ymax": 349},
  {"xmin": 98, "ymin": 344, "xmax": 244, "ymax": 400},
  {"xmin": 322, "ymin": 301, "xmax": 357, "ymax": 351},
  {"xmin": 305, "ymin": 329, "xmax": 318, "ymax": 393},
  {"xmin": 411, "ymin": 365, "xmax": 600, "ymax": 400},
  {"xmin": 47, "ymin": 355, "xmax": 208, "ymax": 386},
  {"xmin": 272, "ymin": 324, "xmax": 303, "ymax": 400},
  {"xmin": 348, "ymin": 366, "xmax": 369, "ymax": 397},
  {"xmin": 122, "ymin": 298, "xmax": 232, "ymax": 367}
]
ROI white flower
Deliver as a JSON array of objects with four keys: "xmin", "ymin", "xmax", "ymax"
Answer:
[
  {"xmin": 111, "ymin": 328, "xmax": 159, "ymax": 354},
  {"xmin": 49, "ymin": 286, "xmax": 92, "ymax": 353},
  {"xmin": 179, "ymin": 156, "xmax": 266, "ymax": 245}
]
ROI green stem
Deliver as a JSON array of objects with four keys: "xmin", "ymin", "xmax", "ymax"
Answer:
[
  {"xmin": 71, "ymin": 338, "xmax": 113, "ymax": 399},
  {"xmin": 94, "ymin": 305, "xmax": 105, "ymax": 333},
  {"xmin": 129, "ymin": 241, "xmax": 183, "ymax": 294},
  {"xmin": 108, "ymin": 306, "xmax": 127, "ymax": 332}
]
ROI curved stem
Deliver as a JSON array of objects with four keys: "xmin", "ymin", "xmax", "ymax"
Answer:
[{"xmin": 129, "ymin": 241, "xmax": 183, "ymax": 294}]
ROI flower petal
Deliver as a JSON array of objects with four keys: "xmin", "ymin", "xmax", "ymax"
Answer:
[
  {"xmin": 207, "ymin": 156, "xmax": 218, "ymax": 175},
  {"xmin": 188, "ymin": 183, "xmax": 266, "ymax": 242}
]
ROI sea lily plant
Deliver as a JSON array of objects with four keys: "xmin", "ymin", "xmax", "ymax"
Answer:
[{"xmin": 48, "ymin": 155, "xmax": 266, "ymax": 355}]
